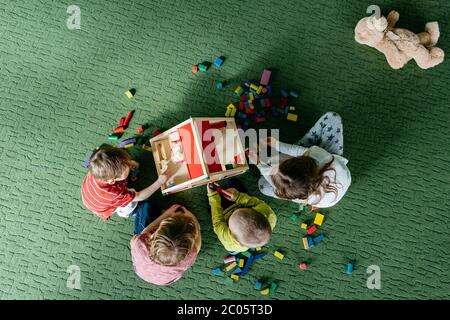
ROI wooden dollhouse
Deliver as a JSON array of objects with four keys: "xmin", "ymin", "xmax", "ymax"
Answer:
[{"xmin": 149, "ymin": 117, "xmax": 249, "ymax": 195}]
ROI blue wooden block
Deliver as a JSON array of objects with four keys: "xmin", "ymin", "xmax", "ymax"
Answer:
[
  {"xmin": 244, "ymin": 81, "xmax": 251, "ymax": 88},
  {"xmin": 231, "ymin": 267, "xmax": 242, "ymax": 274},
  {"xmin": 252, "ymin": 252, "xmax": 266, "ymax": 260},
  {"xmin": 240, "ymin": 255, "xmax": 254, "ymax": 276},
  {"xmin": 347, "ymin": 262, "xmax": 353, "ymax": 274},
  {"xmin": 255, "ymin": 280, "xmax": 263, "ymax": 290},
  {"xmin": 214, "ymin": 56, "xmax": 224, "ymax": 68},
  {"xmin": 216, "ymin": 82, "xmax": 224, "ymax": 89},
  {"xmin": 266, "ymin": 85, "xmax": 272, "ymax": 95},
  {"xmin": 307, "ymin": 236, "xmax": 314, "ymax": 248},
  {"xmin": 281, "ymin": 89, "xmax": 289, "ymax": 97},
  {"xmin": 119, "ymin": 137, "xmax": 137, "ymax": 148},
  {"xmin": 313, "ymin": 234, "xmax": 324, "ymax": 244},
  {"xmin": 290, "ymin": 90, "xmax": 299, "ymax": 98},
  {"xmin": 212, "ymin": 267, "xmax": 222, "ymax": 276}
]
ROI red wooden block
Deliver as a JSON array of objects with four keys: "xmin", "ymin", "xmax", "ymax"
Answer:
[
  {"xmin": 264, "ymin": 99, "xmax": 271, "ymax": 108},
  {"xmin": 306, "ymin": 225, "xmax": 317, "ymax": 235},
  {"xmin": 123, "ymin": 111, "xmax": 134, "ymax": 127},
  {"xmin": 137, "ymin": 126, "xmax": 145, "ymax": 133},
  {"xmin": 192, "ymin": 65, "xmax": 199, "ymax": 73},
  {"xmin": 255, "ymin": 117, "xmax": 266, "ymax": 123},
  {"xmin": 119, "ymin": 117, "xmax": 125, "ymax": 126},
  {"xmin": 299, "ymin": 263, "xmax": 308, "ymax": 270},
  {"xmin": 113, "ymin": 126, "xmax": 124, "ymax": 134},
  {"xmin": 239, "ymin": 101, "xmax": 245, "ymax": 110}
]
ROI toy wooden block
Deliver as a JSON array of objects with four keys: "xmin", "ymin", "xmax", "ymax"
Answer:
[
  {"xmin": 238, "ymin": 259, "xmax": 244, "ymax": 268},
  {"xmin": 234, "ymin": 86, "xmax": 245, "ymax": 97},
  {"xmin": 224, "ymin": 255, "xmax": 236, "ymax": 264},
  {"xmin": 119, "ymin": 137, "xmax": 137, "ymax": 148},
  {"xmin": 240, "ymin": 255, "xmax": 254, "ymax": 277},
  {"xmin": 300, "ymin": 223, "xmax": 307, "ymax": 229},
  {"xmin": 212, "ymin": 267, "xmax": 222, "ymax": 276},
  {"xmin": 125, "ymin": 88, "xmax": 136, "ymax": 99},
  {"xmin": 256, "ymin": 247, "xmax": 261, "ymax": 251},
  {"xmin": 231, "ymin": 267, "xmax": 242, "ymax": 275},
  {"xmin": 313, "ymin": 234, "xmax": 324, "ymax": 244},
  {"xmin": 149, "ymin": 117, "xmax": 248, "ymax": 195},
  {"xmin": 273, "ymin": 250, "xmax": 284, "ymax": 260},
  {"xmin": 260, "ymin": 69, "xmax": 271, "ymax": 85},
  {"xmin": 299, "ymin": 262, "xmax": 308, "ymax": 270},
  {"xmin": 253, "ymin": 252, "xmax": 266, "ymax": 260},
  {"xmin": 214, "ymin": 56, "xmax": 224, "ymax": 68},
  {"xmin": 123, "ymin": 110, "xmax": 134, "ymax": 128},
  {"xmin": 225, "ymin": 103, "xmax": 236, "ymax": 117},
  {"xmin": 250, "ymin": 84, "xmax": 258, "ymax": 91},
  {"xmin": 216, "ymin": 82, "xmax": 224, "ymax": 89},
  {"xmin": 192, "ymin": 65, "xmax": 199, "ymax": 73},
  {"xmin": 113, "ymin": 126, "xmax": 125, "ymax": 134},
  {"xmin": 261, "ymin": 288, "xmax": 269, "ymax": 295},
  {"xmin": 225, "ymin": 262, "xmax": 237, "ymax": 272},
  {"xmin": 198, "ymin": 63, "xmax": 209, "ymax": 72},
  {"xmin": 119, "ymin": 117, "xmax": 125, "ymax": 127},
  {"xmin": 290, "ymin": 90, "xmax": 299, "ymax": 98},
  {"xmin": 347, "ymin": 262, "xmax": 353, "ymax": 274},
  {"xmin": 225, "ymin": 277, "xmax": 234, "ymax": 284},
  {"xmin": 241, "ymin": 251, "xmax": 251, "ymax": 258},
  {"xmin": 307, "ymin": 236, "xmax": 314, "ymax": 248},
  {"xmin": 302, "ymin": 237, "xmax": 309, "ymax": 249},
  {"xmin": 314, "ymin": 213, "xmax": 325, "ymax": 226},
  {"xmin": 290, "ymin": 213, "xmax": 299, "ymax": 220},
  {"xmin": 269, "ymin": 282, "xmax": 278, "ymax": 295},
  {"xmin": 255, "ymin": 280, "xmax": 263, "ymax": 290},
  {"xmin": 287, "ymin": 112, "xmax": 298, "ymax": 122},
  {"xmin": 123, "ymin": 143, "xmax": 134, "ymax": 149},
  {"xmin": 141, "ymin": 144, "xmax": 152, "ymax": 152},
  {"xmin": 256, "ymin": 86, "xmax": 263, "ymax": 94},
  {"xmin": 230, "ymin": 274, "xmax": 239, "ymax": 281},
  {"xmin": 108, "ymin": 133, "xmax": 121, "ymax": 140},
  {"xmin": 280, "ymin": 89, "xmax": 289, "ymax": 97},
  {"xmin": 306, "ymin": 225, "xmax": 317, "ymax": 235}
]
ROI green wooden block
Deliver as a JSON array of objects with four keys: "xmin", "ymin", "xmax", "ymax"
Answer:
[
  {"xmin": 290, "ymin": 213, "xmax": 299, "ymax": 220},
  {"xmin": 241, "ymin": 251, "xmax": 251, "ymax": 258},
  {"xmin": 198, "ymin": 63, "xmax": 208, "ymax": 72},
  {"xmin": 108, "ymin": 133, "xmax": 119, "ymax": 140},
  {"xmin": 269, "ymin": 282, "xmax": 278, "ymax": 295},
  {"xmin": 225, "ymin": 277, "xmax": 234, "ymax": 284}
]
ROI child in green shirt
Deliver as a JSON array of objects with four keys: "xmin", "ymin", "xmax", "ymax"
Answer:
[{"xmin": 207, "ymin": 180, "xmax": 277, "ymax": 252}]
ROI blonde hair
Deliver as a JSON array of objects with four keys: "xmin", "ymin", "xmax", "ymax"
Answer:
[
  {"xmin": 88, "ymin": 146, "xmax": 132, "ymax": 181},
  {"xmin": 229, "ymin": 208, "xmax": 272, "ymax": 248},
  {"xmin": 148, "ymin": 214, "xmax": 197, "ymax": 266}
]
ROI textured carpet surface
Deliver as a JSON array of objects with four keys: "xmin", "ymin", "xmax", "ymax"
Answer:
[{"xmin": 0, "ymin": 0, "xmax": 449, "ymax": 299}]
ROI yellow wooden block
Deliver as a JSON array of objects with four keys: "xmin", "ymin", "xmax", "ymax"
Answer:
[
  {"xmin": 302, "ymin": 237, "xmax": 309, "ymax": 249},
  {"xmin": 249, "ymin": 93, "xmax": 254, "ymax": 100},
  {"xmin": 238, "ymin": 259, "xmax": 244, "ymax": 268},
  {"xmin": 300, "ymin": 223, "xmax": 307, "ymax": 229},
  {"xmin": 125, "ymin": 90, "xmax": 134, "ymax": 99},
  {"xmin": 141, "ymin": 144, "xmax": 152, "ymax": 152},
  {"xmin": 225, "ymin": 262, "xmax": 237, "ymax": 271},
  {"xmin": 314, "ymin": 213, "xmax": 324, "ymax": 226},
  {"xmin": 250, "ymin": 84, "xmax": 258, "ymax": 91},
  {"xmin": 123, "ymin": 144, "xmax": 134, "ymax": 149},
  {"xmin": 256, "ymin": 247, "xmax": 261, "ymax": 251},
  {"xmin": 261, "ymin": 288, "xmax": 270, "ymax": 295},
  {"xmin": 273, "ymin": 251, "xmax": 284, "ymax": 260},
  {"xmin": 256, "ymin": 86, "xmax": 263, "ymax": 94},
  {"xmin": 287, "ymin": 113, "xmax": 298, "ymax": 122},
  {"xmin": 226, "ymin": 103, "xmax": 236, "ymax": 117},
  {"xmin": 230, "ymin": 274, "xmax": 239, "ymax": 281}
]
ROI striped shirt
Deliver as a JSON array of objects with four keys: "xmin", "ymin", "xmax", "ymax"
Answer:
[{"xmin": 81, "ymin": 173, "xmax": 136, "ymax": 220}]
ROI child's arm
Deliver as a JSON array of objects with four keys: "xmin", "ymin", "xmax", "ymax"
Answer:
[
  {"xmin": 261, "ymin": 137, "xmax": 307, "ymax": 157},
  {"xmin": 207, "ymin": 187, "xmax": 239, "ymax": 249},
  {"xmin": 133, "ymin": 175, "xmax": 167, "ymax": 202}
]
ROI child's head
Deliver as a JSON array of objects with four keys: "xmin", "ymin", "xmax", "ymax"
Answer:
[
  {"xmin": 271, "ymin": 156, "xmax": 336, "ymax": 200},
  {"xmin": 88, "ymin": 146, "xmax": 132, "ymax": 183},
  {"xmin": 148, "ymin": 213, "xmax": 197, "ymax": 266},
  {"xmin": 228, "ymin": 208, "xmax": 272, "ymax": 248}
]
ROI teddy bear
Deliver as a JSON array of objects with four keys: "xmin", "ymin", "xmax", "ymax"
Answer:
[{"xmin": 355, "ymin": 10, "xmax": 444, "ymax": 69}]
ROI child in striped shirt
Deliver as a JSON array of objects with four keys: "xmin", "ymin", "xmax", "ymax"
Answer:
[{"xmin": 81, "ymin": 146, "xmax": 167, "ymax": 228}]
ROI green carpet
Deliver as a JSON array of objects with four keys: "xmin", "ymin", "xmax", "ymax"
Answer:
[{"xmin": 0, "ymin": 0, "xmax": 449, "ymax": 300}]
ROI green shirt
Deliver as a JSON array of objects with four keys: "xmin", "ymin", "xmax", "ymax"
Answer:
[{"xmin": 208, "ymin": 191, "xmax": 277, "ymax": 252}]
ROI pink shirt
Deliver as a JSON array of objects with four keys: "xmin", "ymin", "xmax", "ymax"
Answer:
[{"xmin": 130, "ymin": 206, "xmax": 200, "ymax": 286}]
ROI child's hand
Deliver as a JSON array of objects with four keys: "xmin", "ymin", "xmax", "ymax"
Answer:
[
  {"xmin": 207, "ymin": 183, "xmax": 215, "ymax": 194},
  {"xmin": 223, "ymin": 188, "xmax": 239, "ymax": 201},
  {"xmin": 158, "ymin": 174, "xmax": 168, "ymax": 184},
  {"xmin": 130, "ymin": 160, "xmax": 140, "ymax": 170}
]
